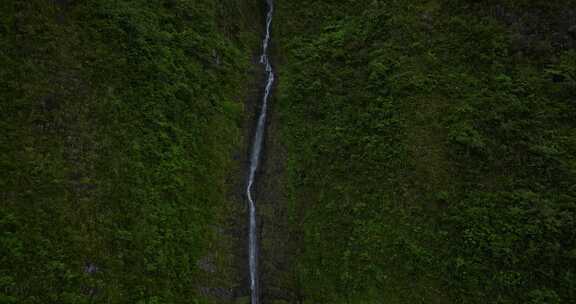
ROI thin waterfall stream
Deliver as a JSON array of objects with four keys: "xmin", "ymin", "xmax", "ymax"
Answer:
[{"xmin": 246, "ymin": 0, "xmax": 275, "ymax": 303}]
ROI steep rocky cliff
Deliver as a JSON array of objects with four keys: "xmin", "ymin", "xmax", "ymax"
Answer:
[
  {"xmin": 275, "ymin": 0, "xmax": 576, "ymax": 303},
  {"xmin": 0, "ymin": 1, "xmax": 261, "ymax": 303}
]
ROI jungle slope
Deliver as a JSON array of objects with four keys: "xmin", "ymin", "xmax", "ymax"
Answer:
[
  {"xmin": 276, "ymin": 0, "xmax": 576, "ymax": 303},
  {"xmin": 0, "ymin": 0, "xmax": 260, "ymax": 303}
]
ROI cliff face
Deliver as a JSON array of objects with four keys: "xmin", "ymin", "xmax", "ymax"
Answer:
[
  {"xmin": 2, "ymin": 1, "xmax": 576, "ymax": 303},
  {"xmin": 275, "ymin": 0, "xmax": 576, "ymax": 303},
  {"xmin": 0, "ymin": 0, "xmax": 260, "ymax": 303}
]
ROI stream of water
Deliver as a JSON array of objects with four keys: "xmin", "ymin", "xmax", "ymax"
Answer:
[{"xmin": 246, "ymin": 0, "xmax": 275, "ymax": 303}]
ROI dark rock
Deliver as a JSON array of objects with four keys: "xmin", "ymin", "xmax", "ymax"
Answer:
[
  {"xmin": 569, "ymin": 25, "xmax": 576, "ymax": 39},
  {"xmin": 199, "ymin": 287, "xmax": 234, "ymax": 301},
  {"xmin": 552, "ymin": 73, "xmax": 566, "ymax": 83},
  {"xmin": 53, "ymin": 0, "xmax": 68, "ymax": 7},
  {"xmin": 40, "ymin": 94, "xmax": 59, "ymax": 112},
  {"xmin": 84, "ymin": 262, "xmax": 98, "ymax": 274}
]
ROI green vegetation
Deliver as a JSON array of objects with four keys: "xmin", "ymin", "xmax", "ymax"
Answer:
[
  {"xmin": 0, "ymin": 0, "xmax": 259, "ymax": 303},
  {"xmin": 2, "ymin": 0, "xmax": 576, "ymax": 303},
  {"xmin": 276, "ymin": 0, "xmax": 576, "ymax": 303}
]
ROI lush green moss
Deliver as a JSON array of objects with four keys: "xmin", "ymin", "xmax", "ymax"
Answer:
[
  {"xmin": 2, "ymin": 0, "xmax": 576, "ymax": 303},
  {"xmin": 0, "ymin": 0, "xmax": 258, "ymax": 303},
  {"xmin": 276, "ymin": 0, "xmax": 576, "ymax": 303}
]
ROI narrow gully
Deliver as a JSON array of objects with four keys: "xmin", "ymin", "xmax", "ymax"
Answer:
[{"xmin": 245, "ymin": 0, "xmax": 275, "ymax": 303}]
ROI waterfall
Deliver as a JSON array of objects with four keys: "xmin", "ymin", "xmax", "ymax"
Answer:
[{"xmin": 246, "ymin": 0, "xmax": 275, "ymax": 303}]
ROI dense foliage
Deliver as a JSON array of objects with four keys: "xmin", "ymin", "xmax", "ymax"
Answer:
[
  {"xmin": 2, "ymin": 0, "xmax": 576, "ymax": 303},
  {"xmin": 0, "ymin": 0, "xmax": 258, "ymax": 303},
  {"xmin": 276, "ymin": 0, "xmax": 576, "ymax": 303}
]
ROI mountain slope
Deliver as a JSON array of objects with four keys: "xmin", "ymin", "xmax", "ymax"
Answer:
[
  {"xmin": 0, "ymin": 0, "xmax": 259, "ymax": 303},
  {"xmin": 276, "ymin": 0, "xmax": 576, "ymax": 303}
]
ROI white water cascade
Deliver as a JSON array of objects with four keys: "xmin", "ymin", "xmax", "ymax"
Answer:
[{"xmin": 246, "ymin": 0, "xmax": 275, "ymax": 303}]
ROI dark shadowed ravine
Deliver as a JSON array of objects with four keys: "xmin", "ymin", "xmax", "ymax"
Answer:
[{"xmin": 246, "ymin": 0, "xmax": 275, "ymax": 303}]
